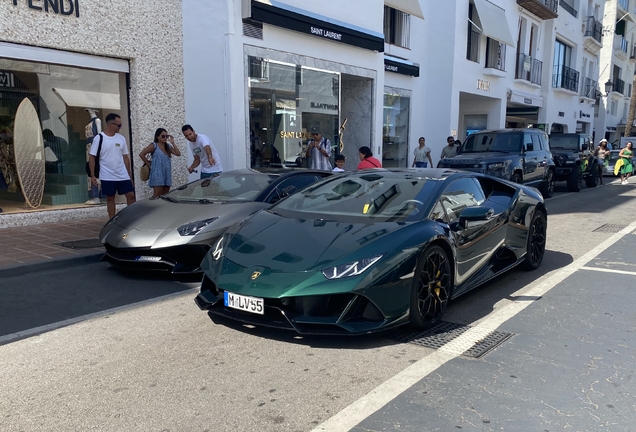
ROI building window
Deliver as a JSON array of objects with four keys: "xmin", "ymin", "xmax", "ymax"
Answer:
[
  {"xmin": 382, "ymin": 92, "xmax": 410, "ymax": 168},
  {"xmin": 486, "ymin": 38, "xmax": 506, "ymax": 71},
  {"xmin": 552, "ymin": 40, "xmax": 579, "ymax": 92},
  {"xmin": 248, "ymin": 57, "xmax": 340, "ymax": 169},
  {"xmin": 611, "ymin": 100, "xmax": 618, "ymax": 116},
  {"xmin": 0, "ymin": 57, "xmax": 129, "ymax": 208},
  {"xmin": 384, "ymin": 6, "xmax": 410, "ymax": 48},
  {"xmin": 466, "ymin": 3, "xmax": 480, "ymax": 63}
]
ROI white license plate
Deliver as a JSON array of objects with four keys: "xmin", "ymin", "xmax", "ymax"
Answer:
[
  {"xmin": 136, "ymin": 256, "xmax": 162, "ymax": 262},
  {"xmin": 224, "ymin": 291, "xmax": 264, "ymax": 315}
]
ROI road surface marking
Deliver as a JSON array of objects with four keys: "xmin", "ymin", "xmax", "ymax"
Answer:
[
  {"xmin": 580, "ymin": 266, "xmax": 636, "ymax": 276},
  {"xmin": 311, "ymin": 221, "xmax": 636, "ymax": 432}
]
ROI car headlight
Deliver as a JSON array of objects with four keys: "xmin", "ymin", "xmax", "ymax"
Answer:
[
  {"xmin": 321, "ymin": 254, "xmax": 383, "ymax": 280},
  {"xmin": 211, "ymin": 236, "xmax": 224, "ymax": 261},
  {"xmin": 177, "ymin": 217, "xmax": 218, "ymax": 236},
  {"xmin": 488, "ymin": 162, "xmax": 504, "ymax": 170}
]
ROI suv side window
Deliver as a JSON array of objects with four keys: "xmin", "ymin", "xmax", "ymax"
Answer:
[
  {"xmin": 531, "ymin": 134, "xmax": 542, "ymax": 150},
  {"xmin": 523, "ymin": 133, "xmax": 534, "ymax": 152},
  {"xmin": 540, "ymin": 133, "xmax": 549, "ymax": 151}
]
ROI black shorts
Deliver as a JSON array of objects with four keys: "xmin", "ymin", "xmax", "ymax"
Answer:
[{"xmin": 101, "ymin": 180, "xmax": 134, "ymax": 196}]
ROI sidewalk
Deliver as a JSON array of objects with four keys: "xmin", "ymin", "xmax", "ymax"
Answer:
[{"xmin": 0, "ymin": 217, "xmax": 109, "ymax": 276}]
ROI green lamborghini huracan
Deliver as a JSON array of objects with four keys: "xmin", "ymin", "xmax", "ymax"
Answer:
[{"xmin": 195, "ymin": 169, "xmax": 547, "ymax": 335}]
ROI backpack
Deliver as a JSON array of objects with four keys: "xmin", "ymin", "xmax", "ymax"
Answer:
[{"xmin": 85, "ymin": 133, "xmax": 104, "ymax": 178}]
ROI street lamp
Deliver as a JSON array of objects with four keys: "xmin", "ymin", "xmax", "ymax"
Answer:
[{"xmin": 605, "ymin": 79, "xmax": 614, "ymax": 96}]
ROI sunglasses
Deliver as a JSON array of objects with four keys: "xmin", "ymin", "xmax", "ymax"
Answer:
[
  {"xmin": 160, "ymin": 134, "xmax": 167, "ymax": 138},
  {"xmin": 110, "ymin": 122, "xmax": 123, "ymax": 128}
]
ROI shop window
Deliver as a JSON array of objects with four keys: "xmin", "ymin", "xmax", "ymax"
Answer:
[
  {"xmin": 467, "ymin": 3, "xmax": 481, "ymax": 63},
  {"xmin": 382, "ymin": 93, "xmax": 410, "ymax": 168},
  {"xmin": 384, "ymin": 6, "xmax": 411, "ymax": 48},
  {"xmin": 485, "ymin": 38, "xmax": 506, "ymax": 71},
  {"xmin": 0, "ymin": 58, "xmax": 129, "ymax": 208},
  {"xmin": 248, "ymin": 57, "xmax": 340, "ymax": 170}
]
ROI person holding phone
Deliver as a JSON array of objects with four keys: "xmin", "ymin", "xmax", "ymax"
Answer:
[{"xmin": 140, "ymin": 128, "xmax": 181, "ymax": 197}]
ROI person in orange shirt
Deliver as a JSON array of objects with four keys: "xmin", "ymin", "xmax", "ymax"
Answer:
[{"xmin": 357, "ymin": 146, "xmax": 382, "ymax": 170}]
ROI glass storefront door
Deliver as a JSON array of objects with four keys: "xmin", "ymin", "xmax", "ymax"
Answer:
[
  {"xmin": 248, "ymin": 57, "xmax": 340, "ymax": 169},
  {"xmin": 382, "ymin": 93, "xmax": 410, "ymax": 168}
]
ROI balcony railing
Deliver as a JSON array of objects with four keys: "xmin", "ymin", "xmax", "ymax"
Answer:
[
  {"xmin": 559, "ymin": 0, "xmax": 578, "ymax": 17},
  {"xmin": 486, "ymin": 38, "xmax": 506, "ymax": 71},
  {"xmin": 515, "ymin": 53, "xmax": 543, "ymax": 84},
  {"xmin": 613, "ymin": 77, "xmax": 625, "ymax": 94},
  {"xmin": 584, "ymin": 16, "xmax": 602, "ymax": 43},
  {"xmin": 618, "ymin": 0, "xmax": 629, "ymax": 11},
  {"xmin": 517, "ymin": 0, "xmax": 558, "ymax": 20},
  {"xmin": 581, "ymin": 77, "xmax": 598, "ymax": 99},
  {"xmin": 552, "ymin": 64, "xmax": 579, "ymax": 92}
]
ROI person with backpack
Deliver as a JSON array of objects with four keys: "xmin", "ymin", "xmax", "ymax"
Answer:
[
  {"xmin": 88, "ymin": 113, "xmax": 135, "ymax": 218},
  {"xmin": 139, "ymin": 128, "xmax": 182, "ymax": 198}
]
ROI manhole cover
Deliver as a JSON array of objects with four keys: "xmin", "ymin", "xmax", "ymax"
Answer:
[
  {"xmin": 593, "ymin": 224, "xmax": 628, "ymax": 233},
  {"xmin": 56, "ymin": 238, "xmax": 103, "ymax": 249},
  {"xmin": 387, "ymin": 321, "xmax": 513, "ymax": 359}
]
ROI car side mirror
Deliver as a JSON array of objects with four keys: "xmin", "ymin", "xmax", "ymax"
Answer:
[
  {"xmin": 524, "ymin": 143, "xmax": 534, "ymax": 152},
  {"xmin": 455, "ymin": 206, "xmax": 495, "ymax": 230}
]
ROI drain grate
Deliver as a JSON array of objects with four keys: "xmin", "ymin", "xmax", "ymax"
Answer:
[
  {"xmin": 387, "ymin": 321, "xmax": 513, "ymax": 359},
  {"xmin": 56, "ymin": 238, "xmax": 103, "ymax": 249},
  {"xmin": 593, "ymin": 224, "xmax": 628, "ymax": 233},
  {"xmin": 463, "ymin": 330, "xmax": 514, "ymax": 359}
]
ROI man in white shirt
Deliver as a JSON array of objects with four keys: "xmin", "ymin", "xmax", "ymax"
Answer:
[
  {"xmin": 440, "ymin": 136, "xmax": 458, "ymax": 160},
  {"xmin": 89, "ymin": 113, "xmax": 135, "ymax": 218},
  {"xmin": 182, "ymin": 124, "xmax": 223, "ymax": 178}
]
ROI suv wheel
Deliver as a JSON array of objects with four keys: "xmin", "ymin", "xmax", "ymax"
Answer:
[
  {"xmin": 540, "ymin": 170, "xmax": 555, "ymax": 198},
  {"xmin": 511, "ymin": 173, "xmax": 522, "ymax": 184},
  {"xmin": 567, "ymin": 167, "xmax": 582, "ymax": 192},
  {"xmin": 585, "ymin": 165, "xmax": 598, "ymax": 188}
]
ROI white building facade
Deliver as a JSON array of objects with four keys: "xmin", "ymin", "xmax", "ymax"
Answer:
[{"xmin": 183, "ymin": 0, "xmax": 427, "ymax": 175}]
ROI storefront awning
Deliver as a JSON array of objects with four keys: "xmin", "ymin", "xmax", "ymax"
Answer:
[
  {"xmin": 385, "ymin": 0, "xmax": 424, "ymax": 19},
  {"xmin": 52, "ymin": 88, "xmax": 121, "ymax": 110},
  {"xmin": 508, "ymin": 89, "xmax": 543, "ymax": 107},
  {"xmin": 472, "ymin": 0, "xmax": 515, "ymax": 46}
]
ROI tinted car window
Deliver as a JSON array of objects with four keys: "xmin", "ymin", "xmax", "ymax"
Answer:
[
  {"xmin": 523, "ymin": 133, "xmax": 533, "ymax": 151},
  {"xmin": 461, "ymin": 133, "xmax": 522, "ymax": 153},
  {"xmin": 439, "ymin": 178, "xmax": 486, "ymax": 222},
  {"xmin": 531, "ymin": 134, "xmax": 542, "ymax": 150},
  {"xmin": 549, "ymin": 135, "xmax": 579, "ymax": 150},
  {"xmin": 166, "ymin": 173, "xmax": 275, "ymax": 202},
  {"xmin": 265, "ymin": 174, "xmax": 326, "ymax": 204}
]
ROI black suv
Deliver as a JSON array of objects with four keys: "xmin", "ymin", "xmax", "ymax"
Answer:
[
  {"xmin": 437, "ymin": 129, "xmax": 555, "ymax": 198},
  {"xmin": 549, "ymin": 133, "xmax": 598, "ymax": 192}
]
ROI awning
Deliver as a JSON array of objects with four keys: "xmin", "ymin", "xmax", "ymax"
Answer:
[
  {"xmin": 385, "ymin": 0, "xmax": 424, "ymax": 19},
  {"xmin": 52, "ymin": 88, "xmax": 121, "ymax": 110},
  {"xmin": 472, "ymin": 0, "xmax": 515, "ymax": 46},
  {"xmin": 508, "ymin": 89, "xmax": 543, "ymax": 107}
]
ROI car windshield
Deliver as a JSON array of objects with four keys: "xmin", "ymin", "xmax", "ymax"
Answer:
[
  {"xmin": 549, "ymin": 135, "xmax": 579, "ymax": 150},
  {"xmin": 609, "ymin": 151, "xmax": 622, "ymax": 162},
  {"xmin": 163, "ymin": 172, "xmax": 276, "ymax": 203},
  {"xmin": 460, "ymin": 133, "xmax": 522, "ymax": 153},
  {"xmin": 273, "ymin": 172, "xmax": 434, "ymax": 222}
]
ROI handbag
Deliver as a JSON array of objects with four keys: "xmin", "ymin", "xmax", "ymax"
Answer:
[
  {"xmin": 85, "ymin": 133, "xmax": 103, "ymax": 178},
  {"xmin": 140, "ymin": 163, "xmax": 150, "ymax": 182}
]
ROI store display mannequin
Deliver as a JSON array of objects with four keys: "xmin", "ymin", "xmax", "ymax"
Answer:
[{"xmin": 84, "ymin": 108, "xmax": 102, "ymax": 204}]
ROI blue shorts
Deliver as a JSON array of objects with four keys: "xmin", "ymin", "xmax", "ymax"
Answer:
[
  {"xmin": 415, "ymin": 162, "xmax": 428, "ymax": 168},
  {"xmin": 101, "ymin": 180, "xmax": 134, "ymax": 196},
  {"xmin": 201, "ymin": 172, "xmax": 222, "ymax": 179}
]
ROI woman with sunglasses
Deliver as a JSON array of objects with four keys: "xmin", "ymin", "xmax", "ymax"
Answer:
[{"xmin": 140, "ymin": 128, "xmax": 182, "ymax": 197}]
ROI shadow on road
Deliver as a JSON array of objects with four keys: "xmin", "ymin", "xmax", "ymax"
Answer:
[{"xmin": 548, "ymin": 179, "xmax": 636, "ymax": 216}]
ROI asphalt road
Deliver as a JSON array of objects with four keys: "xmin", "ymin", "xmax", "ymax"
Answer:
[{"xmin": 0, "ymin": 177, "xmax": 635, "ymax": 432}]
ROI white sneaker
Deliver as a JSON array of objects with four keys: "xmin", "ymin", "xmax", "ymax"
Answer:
[{"xmin": 85, "ymin": 198, "xmax": 101, "ymax": 205}]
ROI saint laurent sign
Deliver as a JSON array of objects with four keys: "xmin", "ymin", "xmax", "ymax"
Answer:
[{"xmin": 9, "ymin": 0, "xmax": 80, "ymax": 18}]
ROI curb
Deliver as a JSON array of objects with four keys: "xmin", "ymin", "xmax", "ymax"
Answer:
[{"xmin": 0, "ymin": 253, "xmax": 104, "ymax": 279}]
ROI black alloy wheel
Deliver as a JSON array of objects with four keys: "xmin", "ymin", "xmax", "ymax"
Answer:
[
  {"xmin": 567, "ymin": 167, "xmax": 582, "ymax": 192},
  {"xmin": 540, "ymin": 170, "xmax": 555, "ymax": 198},
  {"xmin": 585, "ymin": 165, "xmax": 598, "ymax": 188},
  {"xmin": 410, "ymin": 245, "xmax": 452, "ymax": 328},
  {"xmin": 522, "ymin": 210, "xmax": 547, "ymax": 271},
  {"xmin": 511, "ymin": 173, "xmax": 522, "ymax": 184}
]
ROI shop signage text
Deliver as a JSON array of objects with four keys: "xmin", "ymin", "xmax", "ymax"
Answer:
[
  {"xmin": 477, "ymin": 79, "xmax": 491, "ymax": 92},
  {"xmin": 384, "ymin": 57, "xmax": 420, "ymax": 77},
  {"xmin": 310, "ymin": 102, "xmax": 338, "ymax": 111},
  {"xmin": 579, "ymin": 111, "xmax": 591, "ymax": 119},
  {"xmin": 280, "ymin": 131, "xmax": 311, "ymax": 139},
  {"xmin": 9, "ymin": 0, "xmax": 80, "ymax": 17},
  {"xmin": 0, "ymin": 72, "xmax": 15, "ymax": 88},
  {"xmin": 524, "ymin": 98, "xmax": 532, "ymax": 104},
  {"xmin": 310, "ymin": 26, "xmax": 342, "ymax": 41}
]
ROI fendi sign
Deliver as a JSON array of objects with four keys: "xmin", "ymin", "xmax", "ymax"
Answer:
[{"xmin": 9, "ymin": 0, "xmax": 80, "ymax": 18}]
